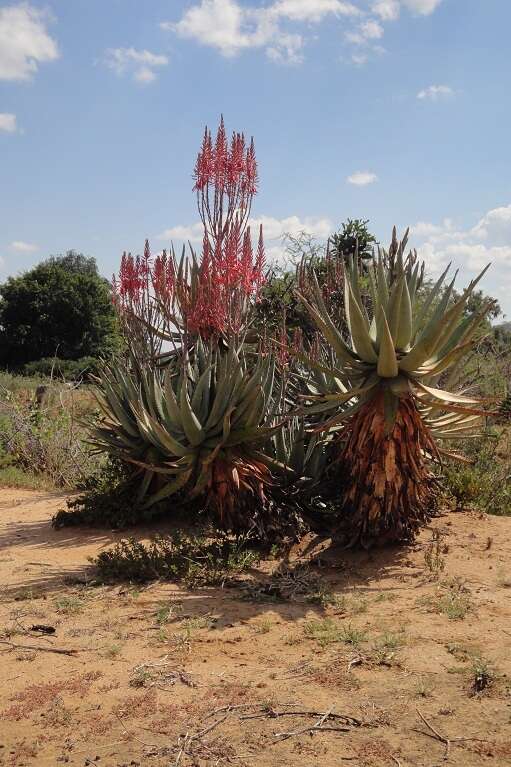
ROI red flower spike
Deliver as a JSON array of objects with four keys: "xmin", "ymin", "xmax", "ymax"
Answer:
[{"xmin": 114, "ymin": 118, "xmax": 263, "ymax": 344}]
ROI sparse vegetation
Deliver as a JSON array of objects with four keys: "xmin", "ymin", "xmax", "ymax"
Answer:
[
  {"xmin": 92, "ymin": 531, "xmax": 260, "ymax": 585},
  {"xmin": 470, "ymin": 656, "xmax": 495, "ymax": 694},
  {"xmin": 0, "ymin": 379, "xmax": 100, "ymax": 489},
  {"xmin": 424, "ymin": 529, "xmax": 447, "ymax": 577},
  {"xmin": 303, "ymin": 618, "xmax": 367, "ymax": 648}
]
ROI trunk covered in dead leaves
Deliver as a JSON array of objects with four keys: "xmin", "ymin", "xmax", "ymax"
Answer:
[
  {"xmin": 206, "ymin": 453, "xmax": 305, "ymax": 539},
  {"xmin": 339, "ymin": 391, "xmax": 439, "ymax": 547}
]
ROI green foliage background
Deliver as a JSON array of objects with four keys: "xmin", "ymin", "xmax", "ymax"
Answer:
[{"xmin": 0, "ymin": 251, "xmax": 119, "ymax": 369}]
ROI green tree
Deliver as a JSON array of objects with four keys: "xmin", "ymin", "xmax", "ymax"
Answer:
[
  {"xmin": 0, "ymin": 251, "xmax": 118, "ymax": 368},
  {"xmin": 329, "ymin": 218, "xmax": 376, "ymax": 262}
]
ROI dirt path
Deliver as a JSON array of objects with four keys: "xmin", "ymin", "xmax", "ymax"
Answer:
[{"xmin": 0, "ymin": 488, "xmax": 510, "ymax": 766}]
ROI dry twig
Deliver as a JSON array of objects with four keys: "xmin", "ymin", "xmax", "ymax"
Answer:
[
  {"xmin": 415, "ymin": 708, "xmax": 468, "ymax": 760},
  {"xmin": 0, "ymin": 639, "xmax": 77, "ymax": 656}
]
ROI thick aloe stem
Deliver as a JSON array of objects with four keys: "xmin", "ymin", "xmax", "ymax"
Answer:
[
  {"xmin": 339, "ymin": 391, "xmax": 439, "ymax": 547},
  {"xmin": 205, "ymin": 454, "xmax": 303, "ymax": 539}
]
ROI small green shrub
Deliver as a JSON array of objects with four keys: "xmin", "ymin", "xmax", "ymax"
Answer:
[
  {"xmin": 442, "ymin": 430, "xmax": 511, "ymax": 516},
  {"xmin": 91, "ymin": 531, "xmax": 260, "ymax": 586},
  {"xmin": 470, "ymin": 656, "xmax": 494, "ymax": 694}
]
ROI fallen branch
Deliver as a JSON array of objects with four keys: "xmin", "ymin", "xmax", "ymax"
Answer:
[
  {"xmin": 239, "ymin": 708, "xmax": 362, "ymax": 726},
  {"xmin": 0, "ymin": 639, "xmax": 78, "ymax": 656},
  {"xmin": 274, "ymin": 706, "xmax": 352, "ymax": 741},
  {"xmin": 415, "ymin": 708, "xmax": 468, "ymax": 760}
]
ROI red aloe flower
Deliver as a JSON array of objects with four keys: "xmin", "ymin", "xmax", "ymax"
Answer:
[{"xmin": 113, "ymin": 117, "xmax": 265, "ymax": 347}]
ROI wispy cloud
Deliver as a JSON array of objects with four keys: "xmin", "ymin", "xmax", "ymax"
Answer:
[
  {"xmin": 402, "ymin": 0, "xmax": 444, "ymax": 15},
  {"xmin": 347, "ymin": 171, "xmax": 378, "ymax": 186},
  {"xmin": 10, "ymin": 240, "xmax": 38, "ymax": 253},
  {"xmin": 104, "ymin": 48, "xmax": 169, "ymax": 84},
  {"xmin": 0, "ymin": 4, "xmax": 59, "ymax": 81},
  {"xmin": 346, "ymin": 19, "xmax": 384, "ymax": 44},
  {"xmin": 0, "ymin": 113, "xmax": 17, "ymax": 133},
  {"xmin": 417, "ymin": 84, "xmax": 454, "ymax": 101},
  {"xmin": 372, "ymin": 0, "xmax": 400, "ymax": 21}
]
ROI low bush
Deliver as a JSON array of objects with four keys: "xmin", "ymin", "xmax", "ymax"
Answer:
[
  {"xmin": 23, "ymin": 356, "xmax": 99, "ymax": 381},
  {"xmin": 91, "ymin": 531, "xmax": 260, "ymax": 586},
  {"xmin": 442, "ymin": 428, "xmax": 511, "ymax": 515},
  {"xmin": 0, "ymin": 379, "xmax": 99, "ymax": 489},
  {"xmin": 52, "ymin": 459, "xmax": 177, "ymax": 528}
]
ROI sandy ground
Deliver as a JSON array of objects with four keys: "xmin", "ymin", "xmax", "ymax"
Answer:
[{"xmin": 0, "ymin": 488, "xmax": 510, "ymax": 767}]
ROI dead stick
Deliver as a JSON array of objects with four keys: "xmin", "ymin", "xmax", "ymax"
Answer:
[
  {"xmin": 274, "ymin": 724, "xmax": 350, "ymax": 740},
  {"xmin": 0, "ymin": 639, "xmax": 77, "ymax": 656},
  {"xmin": 192, "ymin": 712, "xmax": 230, "ymax": 741},
  {"xmin": 240, "ymin": 709, "xmax": 361, "ymax": 725},
  {"xmin": 416, "ymin": 708, "xmax": 454, "ymax": 759},
  {"xmin": 316, "ymin": 705, "xmax": 334, "ymax": 728},
  {"xmin": 112, "ymin": 711, "xmax": 158, "ymax": 748}
]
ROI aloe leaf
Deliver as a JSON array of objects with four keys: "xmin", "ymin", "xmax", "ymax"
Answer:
[
  {"xmin": 377, "ymin": 253, "xmax": 389, "ymax": 311},
  {"xmin": 387, "ymin": 275, "xmax": 404, "ymax": 344},
  {"xmin": 396, "ymin": 277, "xmax": 412, "ymax": 349},
  {"xmin": 313, "ymin": 399, "xmax": 365, "ymax": 432},
  {"xmin": 412, "ymin": 262, "xmax": 451, "ymax": 337},
  {"xmin": 346, "ymin": 281, "xmax": 378, "ymax": 363},
  {"xmin": 414, "ymin": 341, "xmax": 473, "ymax": 379},
  {"xmin": 191, "ymin": 364, "xmax": 212, "ymax": 422},
  {"xmin": 179, "ymin": 378, "xmax": 205, "ymax": 446},
  {"xmin": 142, "ymin": 469, "xmax": 192, "ymax": 508},
  {"xmin": 377, "ymin": 309, "xmax": 399, "ymax": 378},
  {"xmin": 301, "ymin": 383, "xmax": 374, "ymax": 415},
  {"xmin": 297, "ymin": 293, "xmax": 360, "ymax": 365},
  {"xmin": 414, "ymin": 381, "xmax": 483, "ymax": 404}
]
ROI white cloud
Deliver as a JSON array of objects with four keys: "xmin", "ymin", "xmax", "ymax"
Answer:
[
  {"xmin": 372, "ymin": 0, "xmax": 400, "ymax": 20},
  {"xmin": 266, "ymin": 33, "xmax": 304, "ymax": 64},
  {"xmin": 0, "ymin": 113, "xmax": 17, "ymax": 133},
  {"xmin": 164, "ymin": 0, "xmax": 359, "ymax": 63},
  {"xmin": 410, "ymin": 218, "xmax": 453, "ymax": 238},
  {"xmin": 345, "ymin": 17, "xmax": 384, "ymax": 47},
  {"xmin": 165, "ymin": 0, "xmax": 255, "ymax": 58},
  {"xmin": 417, "ymin": 84, "xmax": 454, "ymax": 101},
  {"xmin": 271, "ymin": 0, "xmax": 360, "ymax": 22},
  {"xmin": 361, "ymin": 19, "xmax": 384, "ymax": 39},
  {"xmin": 347, "ymin": 171, "xmax": 378, "ymax": 186},
  {"xmin": 250, "ymin": 214, "xmax": 332, "ymax": 240},
  {"xmin": 410, "ymin": 204, "xmax": 511, "ymax": 313},
  {"xmin": 158, "ymin": 223, "xmax": 204, "ymax": 243},
  {"xmin": 351, "ymin": 52, "xmax": 368, "ymax": 65},
  {"xmin": 402, "ymin": 0, "xmax": 443, "ymax": 15},
  {"xmin": 104, "ymin": 48, "xmax": 168, "ymax": 83},
  {"xmin": 469, "ymin": 205, "xmax": 511, "ymax": 244},
  {"xmin": 0, "ymin": 4, "xmax": 58, "ymax": 81},
  {"xmin": 165, "ymin": 0, "xmax": 444, "ymax": 64},
  {"xmin": 10, "ymin": 240, "xmax": 38, "ymax": 253}
]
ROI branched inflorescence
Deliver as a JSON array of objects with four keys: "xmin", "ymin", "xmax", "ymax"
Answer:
[{"xmin": 112, "ymin": 117, "xmax": 265, "ymax": 351}]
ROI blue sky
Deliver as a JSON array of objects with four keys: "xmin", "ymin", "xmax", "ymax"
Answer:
[{"xmin": 1, "ymin": 0, "xmax": 510, "ymax": 316}]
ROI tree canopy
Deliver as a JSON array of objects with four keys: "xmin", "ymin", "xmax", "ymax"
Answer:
[{"xmin": 0, "ymin": 251, "xmax": 118, "ymax": 368}]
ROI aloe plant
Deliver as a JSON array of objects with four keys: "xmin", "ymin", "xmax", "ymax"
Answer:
[
  {"xmin": 91, "ymin": 340, "xmax": 288, "ymax": 534},
  {"xmin": 298, "ymin": 230, "xmax": 496, "ymax": 546}
]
